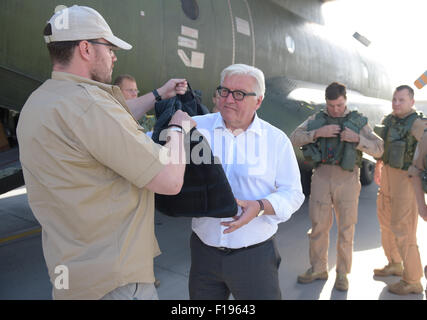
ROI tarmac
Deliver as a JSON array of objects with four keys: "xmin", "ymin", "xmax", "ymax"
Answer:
[{"xmin": 0, "ymin": 182, "xmax": 426, "ymax": 300}]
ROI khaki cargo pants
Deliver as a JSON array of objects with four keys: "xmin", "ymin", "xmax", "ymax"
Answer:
[
  {"xmin": 377, "ymin": 165, "xmax": 423, "ymax": 284},
  {"xmin": 308, "ymin": 164, "xmax": 360, "ymax": 275}
]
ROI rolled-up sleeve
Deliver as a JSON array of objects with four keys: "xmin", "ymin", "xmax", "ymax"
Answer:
[
  {"xmin": 408, "ymin": 131, "xmax": 427, "ymax": 177},
  {"xmin": 411, "ymin": 118, "xmax": 427, "ymax": 141},
  {"xmin": 356, "ymin": 124, "xmax": 384, "ymax": 159},
  {"xmin": 290, "ymin": 115, "xmax": 317, "ymax": 148},
  {"xmin": 265, "ymin": 134, "xmax": 305, "ymax": 222}
]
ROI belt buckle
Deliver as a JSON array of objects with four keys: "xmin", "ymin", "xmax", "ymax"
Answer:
[{"xmin": 217, "ymin": 246, "xmax": 233, "ymax": 254}]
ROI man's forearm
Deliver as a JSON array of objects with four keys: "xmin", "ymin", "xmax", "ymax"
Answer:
[
  {"xmin": 145, "ymin": 130, "xmax": 186, "ymax": 195},
  {"xmin": 126, "ymin": 91, "xmax": 157, "ymax": 121}
]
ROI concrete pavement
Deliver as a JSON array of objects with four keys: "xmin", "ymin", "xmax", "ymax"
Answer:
[{"xmin": 0, "ymin": 183, "xmax": 426, "ymax": 300}]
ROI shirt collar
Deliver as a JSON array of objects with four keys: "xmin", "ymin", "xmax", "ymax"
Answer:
[
  {"xmin": 323, "ymin": 107, "xmax": 351, "ymax": 118},
  {"xmin": 213, "ymin": 112, "xmax": 263, "ymax": 136},
  {"xmin": 51, "ymin": 71, "xmax": 129, "ymax": 112},
  {"xmin": 52, "ymin": 71, "xmax": 115, "ymax": 92}
]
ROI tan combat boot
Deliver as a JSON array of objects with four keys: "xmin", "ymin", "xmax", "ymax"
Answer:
[
  {"xmin": 297, "ymin": 267, "xmax": 328, "ymax": 284},
  {"xmin": 387, "ymin": 280, "xmax": 423, "ymax": 295},
  {"xmin": 334, "ymin": 273, "xmax": 349, "ymax": 291},
  {"xmin": 373, "ymin": 262, "xmax": 403, "ymax": 277}
]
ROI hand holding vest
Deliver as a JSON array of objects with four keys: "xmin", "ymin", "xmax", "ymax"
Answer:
[{"xmin": 302, "ymin": 110, "xmax": 367, "ymax": 171}]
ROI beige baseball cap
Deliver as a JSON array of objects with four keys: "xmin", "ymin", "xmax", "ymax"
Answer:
[{"xmin": 44, "ymin": 5, "xmax": 132, "ymax": 50}]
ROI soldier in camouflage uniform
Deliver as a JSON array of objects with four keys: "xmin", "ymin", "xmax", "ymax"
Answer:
[{"xmin": 291, "ymin": 82, "xmax": 383, "ymax": 291}]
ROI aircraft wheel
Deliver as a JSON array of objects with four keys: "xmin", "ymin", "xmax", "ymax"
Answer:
[
  {"xmin": 300, "ymin": 169, "xmax": 312, "ymax": 196},
  {"xmin": 360, "ymin": 160, "xmax": 374, "ymax": 185}
]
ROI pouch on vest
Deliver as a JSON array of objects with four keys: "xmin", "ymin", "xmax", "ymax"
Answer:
[
  {"xmin": 373, "ymin": 125, "xmax": 386, "ymax": 139},
  {"xmin": 302, "ymin": 143, "xmax": 322, "ymax": 164},
  {"xmin": 302, "ymin": 115, "xmax": 327, "ymax": 165},
  {"xmin": 340, "ymin": 114, "xmax": 366, "ymax": 171},
  {"xmin": 340, "ymin": 143, "xmax": 357, "ymax": 171},
  {"xmin": 388, "ymin": 140, "xmax": 406, "ymax": 169}
]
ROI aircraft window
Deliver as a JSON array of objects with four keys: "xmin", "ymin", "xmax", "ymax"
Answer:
[
  {"xmin": 285, "ymin": 35, "xmax": 295, "ymax": 54},
  {"xmin": 181, "ymin": 0, "xmax": 199, "ymax": 20}
]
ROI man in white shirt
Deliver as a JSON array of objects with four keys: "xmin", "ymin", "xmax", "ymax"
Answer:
[{"xmin": 189, "ymin": 64, "xmax": 305, "ymax": 300}]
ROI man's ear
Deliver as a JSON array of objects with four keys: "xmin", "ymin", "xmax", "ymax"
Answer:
[
  {"xmin": 255, "ymin": 95, "xmax": 264, "ymax": 110},
  {"xmin": 77, "ymin": 40, "xmax": 92, "ymax": 62}
]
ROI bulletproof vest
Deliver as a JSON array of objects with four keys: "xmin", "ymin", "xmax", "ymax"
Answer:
[
  {"xmin": 302, "ymin": 110, "xmax": 367, "ymax": 171},
  {"xmin": 374, "ymin": 112, "xmax": 422, "ymax": 170},
  {"xmin": 152, "ymin": 85, "xmax": 237, "ymax": 218}
]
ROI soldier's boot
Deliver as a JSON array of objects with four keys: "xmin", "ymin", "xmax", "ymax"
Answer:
[
  {"xmin": 334, "ymin": 273, "xmax": 349, "ymax": 291},
  {"xmin": 373, "ymin": 262, "xmax": 403, "ymax": 277},
  {"xmin": 387, "ymin": 280, "xmax": 423, "ymax": 295},
  {"xmin": 297, "ymin": 267, "xmax": 328, "ymax": 284}
]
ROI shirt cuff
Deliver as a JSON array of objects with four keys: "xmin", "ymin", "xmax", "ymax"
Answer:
[{"xmin": 264, "ymin": 193, "xmax": 294, "ymax": 223}]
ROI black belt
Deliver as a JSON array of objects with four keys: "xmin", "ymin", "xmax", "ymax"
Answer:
[{"xmin": 196, "ymin": 233, "xmax": 274, "ymax": 254}]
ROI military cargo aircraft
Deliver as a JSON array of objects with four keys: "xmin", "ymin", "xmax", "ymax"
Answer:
[{"xmin": 0, "ymin": 0, "xmax": 392, "ymax": 195}]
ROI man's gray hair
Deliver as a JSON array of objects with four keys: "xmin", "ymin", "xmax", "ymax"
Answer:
[{"xmin": 220, "ymin": 64, "xmax": 265, "ymax": 97}]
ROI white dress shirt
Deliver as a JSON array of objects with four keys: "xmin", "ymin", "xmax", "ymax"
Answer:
[{"xmin": 192, "ymin": 112, "xmax": 305, "ymax": 249}]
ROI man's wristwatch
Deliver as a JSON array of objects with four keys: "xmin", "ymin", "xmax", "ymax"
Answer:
[
  {"xmin": 167, "ymin": 124, "xmax": 185, "ymax": 134},
  {"xmin": 256, "ymin": 200, "xmax": 265, "ymax": 217},
  {"xmin": 168, "ymin": 126, "xmax": 184, "ymax": 134},
  {"xmin": 152, "ymin": 89, "xmax": 162, "ymax": 102}
]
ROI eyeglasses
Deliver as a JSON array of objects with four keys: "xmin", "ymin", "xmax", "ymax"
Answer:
[
  {"xmin": 216, "ymin": 86, "xmax": 256, "ymax": 101},
  {"xmin": 87, "ymin": 40, "xmax": 118, "ymax": 56}
]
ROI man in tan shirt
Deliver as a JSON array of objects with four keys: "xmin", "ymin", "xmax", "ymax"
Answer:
[
  {"xmin": 290, "ymin": 82, "xmax": 383, "ymax": 291},
  {"xmin": 374, "ymin": 85, "xmax": 426, "ymax": 295},
  {"xmin": 16, "ymin": 5, "xmax": 195, "ymax": 300}
]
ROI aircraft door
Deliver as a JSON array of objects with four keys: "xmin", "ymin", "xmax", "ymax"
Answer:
[
  {"xmin": 225, "ymin": 0, "xmax": 256, "ymax": 66},
  {"xmin": 162, "ymin": 0, "xmax": 257, "ymax": 107},
  {"xmin": 162, "ymin": 0, "xmax": 218, "ymax": 95}
]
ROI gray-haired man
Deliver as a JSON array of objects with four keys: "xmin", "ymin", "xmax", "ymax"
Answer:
[{"xmin": 189, "ymin": 64, "xmax": 304, "ymax": 300}]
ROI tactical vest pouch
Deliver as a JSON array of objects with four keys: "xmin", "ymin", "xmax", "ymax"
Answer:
[
  {"xmin": 302, "ymin": 143, "xmax": 322, "ymax": 164},
  {"xmin": 388, "ymin": 140, "xmax": 406, "ymax": 169},
  {"xmin": 340, "ymin": 143, "xmax": 357, "ymax": 171},
  {"xmin": 374, "ymin": 125, "xmax": 386, "ymax": 139},
  {"xmin": 307, "ymin": 117, "xmax": 327, "ymax": 131}
]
